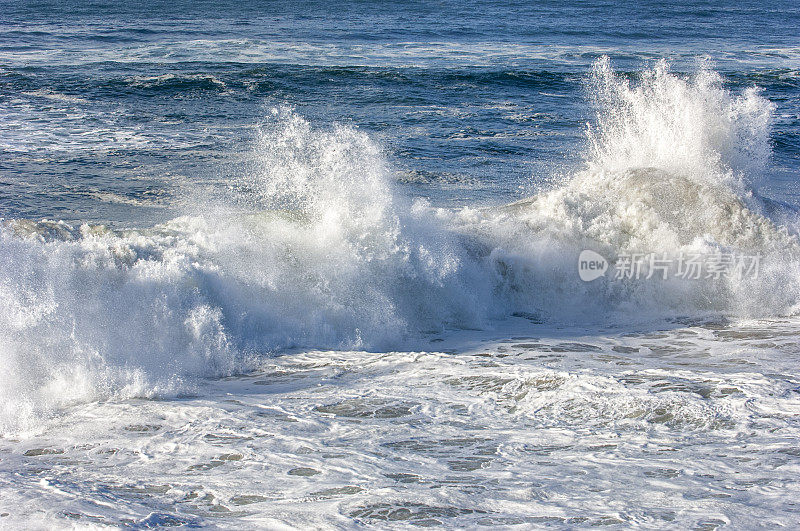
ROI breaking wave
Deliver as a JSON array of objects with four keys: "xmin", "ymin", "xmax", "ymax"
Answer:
[{"xmin": 1, "ymin": 58, "xmax": 799, "ymax": 431}]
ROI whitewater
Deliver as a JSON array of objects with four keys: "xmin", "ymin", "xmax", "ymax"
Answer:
[{"xmin": 1, "ymin": 56, "xmax": 799, "ymax": 527}]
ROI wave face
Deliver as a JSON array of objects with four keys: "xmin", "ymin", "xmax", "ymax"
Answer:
[{"xmin": 1, "ymin": 59, "xmax": 799, "ymax": 431}]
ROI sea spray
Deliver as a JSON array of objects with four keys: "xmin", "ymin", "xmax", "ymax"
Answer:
[
  {"xmin": 587, "ymin": 57, "xmax": 774, "ymax": 188},
  {"xmin": 451, "ymin": 58, "xmax": 799, "ymax": 320},
  {"xmin": 0, "ymin": 111, "xmax": 488, "ymax": 431}
]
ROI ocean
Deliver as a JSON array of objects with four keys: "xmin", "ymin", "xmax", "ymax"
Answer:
[{"xmin": 1, "ymin": 0, "xmax": 800, "ymax": 528}]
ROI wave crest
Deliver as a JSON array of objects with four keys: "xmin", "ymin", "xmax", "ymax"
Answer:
[{"xmin": 587, "ymin": 56, "xmax": 774, "ymax": 191}]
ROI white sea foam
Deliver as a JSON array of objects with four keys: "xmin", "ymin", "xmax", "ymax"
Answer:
[
  {"xmin": 3, "ymin": 320, "xmax": 800, "ymax": 528},
  {"xmin": 4, "ymin": 39, "xmax": 800, "ymax": 69}
]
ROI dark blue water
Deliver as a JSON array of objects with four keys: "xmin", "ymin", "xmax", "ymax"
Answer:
[{"xmin": 1, "ymin": 0, "xmax": 799, "ymax": 225}]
